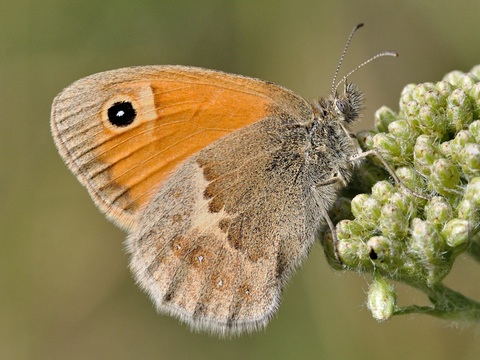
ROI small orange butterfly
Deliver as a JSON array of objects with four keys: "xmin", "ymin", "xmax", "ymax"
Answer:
[{"xmin": 51, "ymin": 24, "xmax": 397, "ymax": 335}]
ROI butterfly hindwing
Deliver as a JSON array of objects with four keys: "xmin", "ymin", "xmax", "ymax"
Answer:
[{"xmin": 127, "ymin": 106, "xmax": 328, "ymax": 335}]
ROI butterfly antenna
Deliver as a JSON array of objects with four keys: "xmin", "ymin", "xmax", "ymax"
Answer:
[
  {"xmin": 331, "ymin": 23, "xmax": 365, "ymax": 95},
  {"xmin": 334, "ymin": 51, "xmax": 398, "ymax": 94}
]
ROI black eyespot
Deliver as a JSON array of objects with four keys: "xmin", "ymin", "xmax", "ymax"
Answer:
[{"xmin": 107, "ymin": 101, "xmax": 137, "ymax": 127}]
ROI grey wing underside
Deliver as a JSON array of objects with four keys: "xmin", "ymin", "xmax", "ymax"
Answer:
[{"xmin": 126, "ymin": 115, "xmax": 321, "ymax": 335}]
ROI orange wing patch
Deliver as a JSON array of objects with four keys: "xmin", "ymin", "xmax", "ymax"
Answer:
[
  {"xmin": 96, "ymin": 77, "xmax": 271, "ymax": 214},
  {"xmin": 51, "ymin": 66, "xmax": 301, "ymax": 230}
]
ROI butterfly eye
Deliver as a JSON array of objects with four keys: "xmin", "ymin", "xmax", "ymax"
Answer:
[
  {"xmin": 336, "ymin": 99, "xmax": 350, "ymax": 115},
  {"xmin": 107, "ymin": 101, "xmax": 137, "ymax": 127}
]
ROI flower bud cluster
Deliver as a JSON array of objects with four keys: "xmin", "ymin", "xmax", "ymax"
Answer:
[{"xmin": 325, "ymin": 66, "xmax": 480, "ymax": 317}]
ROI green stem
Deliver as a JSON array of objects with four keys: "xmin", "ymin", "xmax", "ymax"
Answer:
[
  {"xmin": 395, "ymin": 282, "xmax": 480, "ymax": 321},
  {"xmin": 467, "ymin": 236, "xmax": 480, "ymax": 263},
  {"xmin": 394, "ymin": 305, "xmax": 437, "ymax": 316}
]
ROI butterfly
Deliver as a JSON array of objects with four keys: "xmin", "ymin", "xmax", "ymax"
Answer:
[{"xmin": 51, "ymin": 24, "xmax": 396, "ymax": 335}]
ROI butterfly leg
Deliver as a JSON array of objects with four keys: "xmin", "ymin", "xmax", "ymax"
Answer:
[
  {"xmin": 311, "ymin": 175, "xmax": 348, "ymax": 266},
  {"xmin": 349, "ymin": 149, "xmax": 431, "ymax": 201},
  {"xmin": 320, "ymin": 205, "xmax": 343, "ymax": 265}
]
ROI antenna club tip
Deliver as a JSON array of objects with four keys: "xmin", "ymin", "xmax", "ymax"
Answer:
[
  {"xmin": 355, "ymin": 23, "xmax": 365, "ymax": 30},
  {"xmin": 381, "ymin": 51, "xmax": 399, "ymax": 58}
]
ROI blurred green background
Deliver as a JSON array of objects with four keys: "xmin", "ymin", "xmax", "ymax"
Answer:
[{"xmin": 2, "ymin": 0, "xmax": 480, "ymax": 359}]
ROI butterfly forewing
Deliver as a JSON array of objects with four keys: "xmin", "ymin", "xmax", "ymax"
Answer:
[{"xmin": 50, "ymin": 66, "xmax": 308, "ymax": 230}]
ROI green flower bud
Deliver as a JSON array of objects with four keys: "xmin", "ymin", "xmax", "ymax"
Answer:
[
  {"xmin": 375, "ymin": 106, "xmax": 397, "ymax": 133},
  {"xmin": 469, "ymin": 83, "xmax": 480, "ymax": 119},
  {"xmin": 387, "ymin": 192, "xmax": 416, "ymax": 219},
  {"xmin": 372, "ymin": 133, "xmax": 402, "ymax": 164},
  {"xmin": 351, "ymin": 194, "xmax": 381, "ymax": 229},
  {"xmin": 395, "ymin": 166, "xmax": 426, "ymax": 196},
  {"xmin": 423, "ymin": 89, "xmax": 442, "ymax": 108},
  {"xmin": 412, "ymin": 83, "xmax": 436, "ymax": 100},
  {"xmin": 469, "ymin": 64, "xmax": 480, "ymax": 79},
  {"xmin": 438, "ymin": 140, "xmax": 453, "ymax": 159},
  {"xmin": 442, "ymin": 218, "xmax": 470, "ymax": 249},
  {"xmin": 456, "ymin": 199, "xmax": 479, "ymax": 224},
  {"xmin": 367, "ymin": 235, "xmax": 401, "ymax": 263},
  {"xmin": 459, "ymin": 143, "xmax": 480, "ymax": 178},
  {"xmin": 371, "ymin": 181, "xmax": 397, "ymax": 203},
  {"xmin": 468, "ymin": 120, "xmax": 480, "ymax": 144},
  {"xmin": 450, "ymin": 130, "xmax": 475, "ymax": 163},
  {"xmin": 380, "ymin": 203, "xmax": 410, "ymax": 239},
  {"xmin": 435, "ymin": 81, "xmax": 455, "ymax": 106},
  {"xmin": 425, "ymin": 196, "xmax": 454, "ymax": 227},
  {"xmin": 409, "ymin": 219, "xmax": 452, "ymax": 285},
  {"xmin": 414, "ymin": 135, "xmax": 438, "ymax": 176},
  {"xmin": 429, "ymin": 158, "xmax": 461, "ymax": 196},
  {"xmin": 387, "ymin": 120, "xmax": 417, "ymax": 161},
  {"xmin": 457, "ymin": 74, "xmax": 478, "ymax": 93},
  {"xmin": 336, "ymin": 219, "xmax": 365, "ymax": 240},
  {"xmin": 417, "ymin": 105, "xmax": 447, "ymax": 138},
  {"xmin": 329, "ymin": 196, "xmax": 353, "ymax": 223},
  {"xmin": 463, "ymin": 177, "xmax": 480, "ymax": 205},
  {"xmin": 410, "ymin": 218, "xmax": 446, "ymax": 264},
  {"xmin": 336, "ymin": 223, "xmax": 370, "ymax": 269},
  {"xmin": 367, "ymin": 276, "xmax": 396, "ymax": 321},
  {"xmin": 443, "ymin": 70, "xmax": 466, "ymax": 86},
  {"xmin": 404, "ymin": 100, "xmax": 421, "ymax": 127},
  {"xmin": 388, "ymin": 119, "xmax": 413, "ymax": 139},
  {"xmin": 399, "ymin": 84, "xmax": 417, "ymax": 110},
  {"xmin": 357, "ymin": 130, "xmax": 375, "ymax": 151},
  {"xmin": 447, "ymin": 88, "xmax": 474, "ymax": 132}
]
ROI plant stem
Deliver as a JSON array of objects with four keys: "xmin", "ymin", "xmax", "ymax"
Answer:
[
  {"xmin": 467, "ymin": 235, "xmax": 480, "ymax": 263},
  {"xmin": 395, "ymin": 282, "xmax": 480, "ymax": 321}
]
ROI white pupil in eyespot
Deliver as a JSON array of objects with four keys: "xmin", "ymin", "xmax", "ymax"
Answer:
[{"xmin": 116, "ymin": 110, "xmax": 125, "ymax": 117}]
